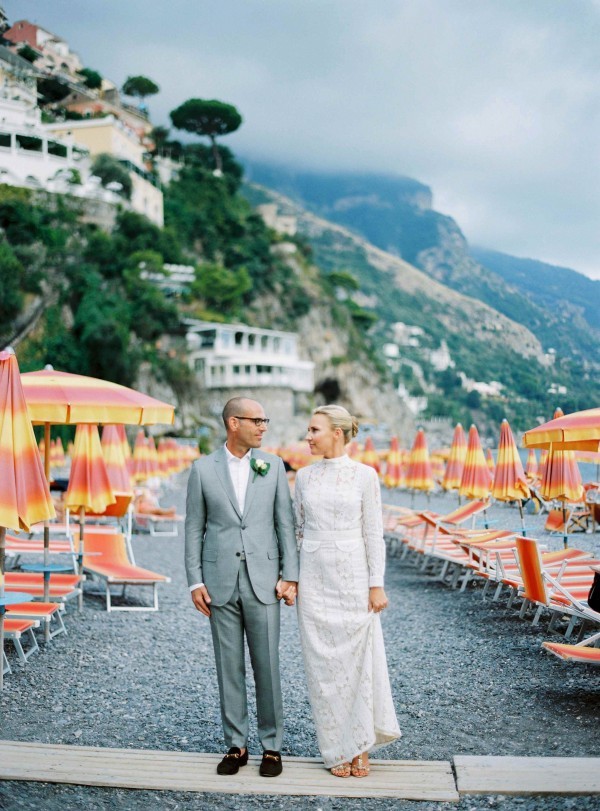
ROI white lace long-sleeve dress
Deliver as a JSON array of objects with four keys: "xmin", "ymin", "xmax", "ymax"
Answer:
[{"xmin": 294, "ymin": 454, "xmax": 401, "ymax": 768}]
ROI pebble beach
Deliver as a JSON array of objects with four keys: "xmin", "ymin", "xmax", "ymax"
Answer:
[{"xmin": 0, "ymin": 473, "xmax": 599, "ymax": 811}]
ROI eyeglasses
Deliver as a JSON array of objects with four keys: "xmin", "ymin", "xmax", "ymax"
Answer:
[{"xmin": 234, "ymin": 416, "xmax": 270, "ymax": 427}]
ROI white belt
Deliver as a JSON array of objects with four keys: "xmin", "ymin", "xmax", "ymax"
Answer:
[{"xmin": 303, "ymin": 529, "xmax": 362, "ymax": 542}]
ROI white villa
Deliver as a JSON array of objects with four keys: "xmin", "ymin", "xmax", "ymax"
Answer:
[{"xmin": 185, "ymin": 321, "xmax": 314, "ymax": 393}]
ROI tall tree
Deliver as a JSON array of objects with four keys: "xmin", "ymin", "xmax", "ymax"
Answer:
[
  {"xmin": 170, "ymin": 98, "xmax": 242, "ymax": 173},
  {"xmin": 121, "ymin": 75, "xmax": 160, "ymax": 105}
]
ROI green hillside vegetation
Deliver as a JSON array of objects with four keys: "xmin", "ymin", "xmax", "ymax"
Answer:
[{"xmin": 0, "ymin": 146, "xmax": 372, "ymax": 410}]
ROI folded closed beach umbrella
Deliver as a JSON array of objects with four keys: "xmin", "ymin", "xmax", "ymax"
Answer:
[
  {"xmin": 442, "ymin": 423, "xmax": 467, "ymax": 493},
  {"xmin": 101, "ymin": 425, "xmax": 132, "ymax": 493},
  {"xmin": 459, "ymin": 425, "xmax": 493, "ymax": 501},
  {"xmin": 361, "ymin": 436, "xmax": 380, "ymax": 474},
  {"xmin": 66, "ymin": 424, "xmax": 116, "ymax": 516},
  {"xmin": 406, "ymin": 429, "xmax": 433, "ymax": 493},
  {"xmin": 384, "ymin": 436, "xmax": 405, "ymax": 488},
  {"xmin": 66, "ymin": 424, "xmax": 116, "ymax": 608},
  {"xmin": 485, "ymin": 448, "xmax": 495, "ymax": 476},
  {"xmin": 492, "ymin": 419, "xmax": 530, "ymax": 533},
  {"xmin": 525, "ymin": 449, "xmax": 538, "ymax": 479},
  {"xmin": 0, "ymin": 349, "xmax": 55, "ymax": 688}
]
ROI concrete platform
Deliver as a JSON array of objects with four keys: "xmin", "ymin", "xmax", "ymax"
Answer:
[{"xmin": 0, "ymin": 741, "xmax": 599, "ymax": 800}]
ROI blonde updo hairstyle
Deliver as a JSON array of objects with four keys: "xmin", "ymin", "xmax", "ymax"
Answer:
[{"xmin": 313, "ymin": 404, "xmax": 359, "ymax": 444}]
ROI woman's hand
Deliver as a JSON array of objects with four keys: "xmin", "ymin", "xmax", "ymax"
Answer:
[{"xmin": 368, "ymin": 587, "xmax": 388, "ymax": 613}]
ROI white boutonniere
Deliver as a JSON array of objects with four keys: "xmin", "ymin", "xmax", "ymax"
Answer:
[{"xmin": 251, "ymin": 458, "xmax": 270, "ymax": 482}]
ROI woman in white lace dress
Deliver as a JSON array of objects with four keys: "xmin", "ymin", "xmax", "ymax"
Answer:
[{"xmin": 294, "ymin": 405, "xmax": 401, "ymax": 778}]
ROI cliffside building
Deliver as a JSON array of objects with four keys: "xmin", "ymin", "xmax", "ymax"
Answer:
[
  {"xmin": 186, "ymin": 321, "xmax": 314, "ymax": 393},
  {"xmin": 45, "ymin": 115, "xmax": 164, "ymax": 226}
]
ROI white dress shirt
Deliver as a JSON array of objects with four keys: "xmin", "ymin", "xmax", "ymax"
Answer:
[{"xmin": 190, "ymin": 444, "xmax": 252, "ymax": 593}]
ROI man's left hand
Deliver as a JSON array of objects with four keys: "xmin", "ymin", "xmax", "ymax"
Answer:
[{"xmin": 276, "ymin": 579, "xmax": 297, "ymax": 606}]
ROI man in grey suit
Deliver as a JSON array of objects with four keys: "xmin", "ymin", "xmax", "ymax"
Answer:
[{"xmin": 185, "ymin": 397, "xmax": 298, "ymax": 777}]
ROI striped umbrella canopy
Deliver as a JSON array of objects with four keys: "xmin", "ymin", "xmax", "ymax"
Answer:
[
  {"xmin": 523, "ymin": 406, "xmax": 600, "ymax": 452},
  {"xmin": 65, "ymin": 423, "xmax": 116, "ymax": 609},
  {"xmin": 65, "ymin": 424, "xmax": 116, "ymax": 515},
  {"xmin": 405, "ymin": 429, "xmax": 434, "ymax": 492},
  {"xmin": 442, "ymin": 423, "xmax": 467, "ymax": 492},
  {"xmin": 0, "ymin": 350, "xmax": 55, "ymax": 533},
  {"xmin": 21, "ymin": 368, "xmax": 175, "ymax": 427},
  {"xmin": 67, "ymin": 440, "xmax": 75, "ymax": 460},
  {"xmin": 538, "ymin": 449, "xmax": 549, "ymax": 480},
  {"xmin": 485, "ymin": 448, "xmax": 496, "ymax": 476},
  {"xmin": 361, "ymin": 436, "xmax": 381, "ymax": 474},
  {"xmin": 0, "ymin": 349, "xmax": 55, "ymax": 690},
  {"xmin": 430, "ymin": 454, "xmax": 446, "ymax": 484},
  {"xmin": 525, "ymin": 449, "xmax": 539, "ymax": 479},
  {"xmin": 147, "ymin": 435, "xmax": 161, "ymax": 479},
  {"xmin": 459, "ymin": 425, "xmax": 493, "ymax": 501},
  {"xmin": 101, "ymin": 425, "xmax": 132, "ymax": 493},
  {"xmin": 384, "ymin": 436, "xmax": 405, "ymax": 488},
  {"xmin": 492, "ymin": 419, "xmax": 530, "ymax": 532},
  {"xmin": 114, "ymin": 424, "xmax": 132, "ymax": 476},
  {"xmin": 132, "ymin": 430, "xmax": 152, "ymax": 482},
  {"xmin": 157, "ymin": 438, "xmax": 170, "ymax": 477}
]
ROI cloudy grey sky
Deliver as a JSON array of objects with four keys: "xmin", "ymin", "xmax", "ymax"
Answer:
[{"xmin": 5, "ymin": 0, "xmax": 600, "ymax": 278}]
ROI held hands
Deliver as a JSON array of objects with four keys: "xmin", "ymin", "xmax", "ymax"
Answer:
[
  {"xmin": 276, "ymin": 579, "xmax": 297, "ymax": 606},
  {"xmin": 191, "ymin": 585, "xmax": 212, "ymax": 617},
  {"xmin": 368, "ymin": 587, "xmax": 388, "ymax": 613}
]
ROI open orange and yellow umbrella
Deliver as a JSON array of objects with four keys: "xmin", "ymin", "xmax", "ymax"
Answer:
[
  {"xmin": 383, "ymin": 436, "xmax": 405, "ymax": 488},
  {"xmin": 459, "ymin": 425, "xmax": 493, "ymax": 501},
  {"xmin": 21, "ymin": 368, "xmax": 175, "ymax": 427},
  {"xmin": 0, "ymin": 349, "xmax": 55, "ymax": 688},
  {"xmin": 523, "ymin": 406, "xmax": 600, "ymax": 452},
  {"xmin": 492, "ymin": 419, "xmax": 530, "ymax": 533},
  {"xmin": 101, "ymin": 425, "xmax": 132, "ymax": 493},
  {"xmin": 406, "ymin": 429, "xmax": 434, "ymax": 493},
  {"xmin": 442, "ymin": 423, "xmax": 467, "ymax": 493},
  {"xmin": 361, "ymin": 436, "xmax": 381, "ymax": 474}
]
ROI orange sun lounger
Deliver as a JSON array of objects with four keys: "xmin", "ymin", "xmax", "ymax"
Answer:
[
  {"xmin": 2, "ymin": 617, "xmax": 40, "ymax": 673},
  {"xmin": 7, "ymin": 601, "xmax": 67, "ymax": 640},
  {"xmin": 82, "ymin": 532, "xmax": 170, "ymax": 612},
  {"xmin": 542, "ymin": 630, "xmax": 600, "ymax": 664}
]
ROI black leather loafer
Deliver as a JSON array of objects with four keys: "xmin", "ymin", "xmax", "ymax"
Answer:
[
  {"xmin": 259, "ymin": 750, "xmax": 283, "ymax": 777},
  {"xmin": 216, "ymin": 747, "xmax": 248, "ymax": 775}
]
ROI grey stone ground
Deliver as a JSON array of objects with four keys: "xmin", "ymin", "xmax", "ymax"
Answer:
[{"xmin": 0, "ymin": 474, "xmax": 598, "ymax": 811}]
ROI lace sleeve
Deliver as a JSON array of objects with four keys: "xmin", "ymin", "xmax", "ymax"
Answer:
[
  {"xmin": 361, "ymin": 466, "xmax": 386, "ymax": 587},
  {"xmin": 293, "ymin": 471, "xmax": 305, "ymax": 550}
]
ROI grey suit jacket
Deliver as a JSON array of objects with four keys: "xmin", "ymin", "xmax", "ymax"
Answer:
[{"xmin": 185, "ymin": 447, "xmax": 298, "ymax": 606}]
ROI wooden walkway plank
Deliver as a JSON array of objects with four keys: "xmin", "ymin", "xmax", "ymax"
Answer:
[
  {"xmin": 454, "ymin": 755, "xmax": 600, "ymax": 795},
  {"xmin": 0, "ymin": 741, "xmax": 459, "ymax": 800}
]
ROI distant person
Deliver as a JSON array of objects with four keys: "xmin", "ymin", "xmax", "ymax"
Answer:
[
  {"xmin": 294, "ymin": 405, "xmax": 401, "ymax": 777},
  {"xmin": 185, "ymin": 397, "xmax": 298, "ymax": 777}
]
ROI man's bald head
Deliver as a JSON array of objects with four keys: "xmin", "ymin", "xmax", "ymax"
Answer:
[{"xmin": 222, "ymin": 397, "xmax": 261, "ymax": 430}]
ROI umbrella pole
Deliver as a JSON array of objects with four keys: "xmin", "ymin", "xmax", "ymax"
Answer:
[
  {"xmin": 78, "ymin": 506, "xmax": 85, "ymax": 611},
  {"xmin": 0, "ymin": 527, "xmax": 6, "ymax": 690},
  {"xmin": 518, "ymin": 502, "xmax": 526, "ymax": 537},
  {"xmin": 562, "ymin": 504, "xmax": 568, "ymax": 549},
  {"xmin": 43, "ymin": 423, "xmax": 51, "ymax": 603}
]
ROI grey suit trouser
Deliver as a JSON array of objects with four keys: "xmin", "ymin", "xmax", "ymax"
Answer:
[{"xmin": 209, "ymin": 560, "xmax": 283, "ymax": 751}]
